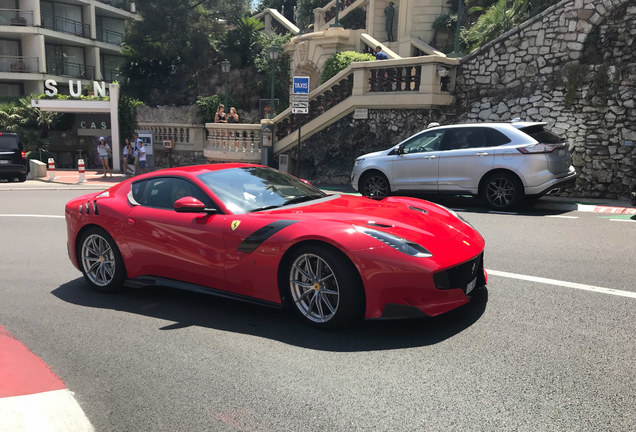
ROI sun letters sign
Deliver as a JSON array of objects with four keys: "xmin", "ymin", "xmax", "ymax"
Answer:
[{"xmin": 44, "ymin": 80, "xmax": 109, "ymax": 98}]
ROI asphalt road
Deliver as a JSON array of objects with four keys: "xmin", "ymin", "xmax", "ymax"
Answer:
[{"xmin": 1, "ymin": 186, "xmax": 635, "ymax": 431}]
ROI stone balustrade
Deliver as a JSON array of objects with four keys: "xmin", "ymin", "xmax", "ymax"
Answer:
[{"xmin": 204, "ymin": 123, "xmax": 262, "ymax": 163}]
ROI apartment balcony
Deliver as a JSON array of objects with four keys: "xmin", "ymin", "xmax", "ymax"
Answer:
[
  {"xmin": 0, "ymin": 9, "xmax": 34, "ymax": 26},
  {"xmin": 47, "ymin": 61, "xmax": 95, "ymax": 79},
  {"xmin": 0, "ymin": 56, "xmax": 39, "ymax": 73},
  {"xmin": 102, "ymin": 67, "xmax": 122, "ymax": 82},
  {"xmin": 97, "ymin": 28, "xmax": 124, "ymax": 45},
  {"xmin": 42, "ymin": 15, "xmax": 90, "ymax": 38},
  {"xmin": 96, "ymin": 0, "xmax": 133, "ymax": 13}
]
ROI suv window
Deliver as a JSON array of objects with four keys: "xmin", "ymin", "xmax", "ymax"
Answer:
[
  {"xmin": 484, "ymin": 128, "xmax": 512, "ymax": 146},
  {"xmin": 519, "ymin": 125, "xmax": 563, "ymax": 144},
  {"xmin": 0, "ymin": 134, "xmax": 21, "ymax": 151},
  {"xmin": 133, "ymin": 177, "xmax": 211, "ymax": 209},
  {"xmin": 442, "ymin": 127, "xmax": 490, "ymax": 150},
  {"xmin": 401, "ymin": 130, "xmax": 445, "ymax": 154}
]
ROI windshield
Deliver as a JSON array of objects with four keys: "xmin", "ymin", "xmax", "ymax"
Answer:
[
  {"xmin": 197, "ymin": 167, "xmax": 327, "ymax": 214},
  {"xmin": 519, "ymin": 125, "xmax": 563, "ymax": 144},
  {"xmin": 0, "ymin": 135, "xmax": 20, "ymax": 151}
]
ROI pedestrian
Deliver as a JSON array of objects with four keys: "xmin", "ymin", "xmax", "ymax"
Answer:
[
  {"xmin": 227, "ymin": 107, "xmax": 239, "ymax": 123},
  {"xmin": 215, "ymin": 104, "xmax": 227, "ymax": 123},
  {"xmin": 132, "ymin": 133, "xmax": 144, "ymax": 175},
  {"xmin": 122, "ymin": 138, "xmax": 134, "ymax": 175},
  {"xmin": 374, "ymin": 46, "xmax": 389, "ymax": 60},
  {"xmin": 96, "ymin": 137, "xmax": 112, "ymax": 177},
  {"xmin": 135, "ymin": 136, "xmax": 147, "ymax": 175}
]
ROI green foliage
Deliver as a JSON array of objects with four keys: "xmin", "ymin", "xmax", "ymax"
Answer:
[
  {"xmin": 340, "ymin": 8, "xmax": 366, "ymax": 30},
  {"xmin": 224, "ymin": 16, "xmax": 265, "ymax": 68},
  {"xmin": 465, "ymin": 0, "xmax": 529, "ymax": 50},
  {"xmin": 433, "ymin": 13, "xmax": 457, "ymax": 31},
  {"xmin": 255, "ymin": 33, "xmax": 292, "ymax": 107},
  {"xmin": 0, "ymin": 97, "xmax": 61, "ymax": 151},
  {"xmin": 118, "ymin": 92, "xmax": 144, "ymax": 141},
  {"xmin": 320, "ymin": 51, "xmax": 374, "ymax": 84}
]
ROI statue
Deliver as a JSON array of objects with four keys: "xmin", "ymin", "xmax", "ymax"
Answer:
[{"xmin": 384, "ymin": 2, "xmax": 395, "ymax": 42}]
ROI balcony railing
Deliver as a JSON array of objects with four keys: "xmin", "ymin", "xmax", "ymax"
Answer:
[
  {"xmin": 47, "ymin": 61, "xmax": 95, "ymax": 79},
  {"xmin": 102, "ymin": 68, "xmax": 122, "ymax": 82},
  {"xmin": 96, "ymin": 0, "xmax": 132, "ymax": 12},
  {"xmin": 42, "ymin": 15, "xmax": 90, "ymax": 38},
  {"xmin": 204, "ymin": 124, "xmax": 263, "ymax": 163},
  {"xmin": 0, "ymin": 8, "xmax": 34, "ymax": 26},
  {"xmin": 97, "ymin": 28, "xmax": 124, "ymax": 45},
  {"xmin": 0, "ymin": 56, "xmax": 38, "ymax": 73}
]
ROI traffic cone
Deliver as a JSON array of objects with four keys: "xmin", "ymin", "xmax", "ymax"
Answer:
[
  {"xmin": 47, "ymin": 158, "xmax": 55, "ymax": 181},
  {"xmin": 78, "ymin": 159, "xmax": 85, "ymax": 183}
]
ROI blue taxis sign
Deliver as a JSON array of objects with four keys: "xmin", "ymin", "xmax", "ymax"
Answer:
[{"xmin": 292, "ymin": 76, "xmax": 310, "ymax": 94}]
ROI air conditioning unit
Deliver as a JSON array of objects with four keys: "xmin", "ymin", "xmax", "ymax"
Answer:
[{"xmin": 279, "ymin": 154, "xmax": 289, "ymax": 173}]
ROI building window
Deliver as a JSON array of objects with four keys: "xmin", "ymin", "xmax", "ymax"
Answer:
[
  {"xmin": 0, "ymin": 82, "xmax": 23, "ymax": 96},
  {"xmin": 101, "ymin": 55, "xmax": 125, "ymax": 81},
  {"xmin": 45, "ymin": 44, "xmax": 93, "ymax": 79},
  {"xmin": 96, "ymin": 16, "xmax": 124, "ymax": 45},
  {"xmin": 41, "ymin": 1, "xmax": 89, "ymax": 38}
]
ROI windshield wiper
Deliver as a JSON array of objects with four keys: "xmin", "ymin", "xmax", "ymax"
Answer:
[{"xmin": 248, "ymin": 205, "xmax": 282, "ymax": 213}]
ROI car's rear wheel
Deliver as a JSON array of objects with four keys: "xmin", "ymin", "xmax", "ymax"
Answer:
[
  {"xmin": 17, "ymin": 173, "xmax": 26, "ymax": 182},
  {"xmin": 286, "ymin": 244, "xmax": 363, "ymax": 329},
  {"xmin": 482, "ymin": 172, "xmax": 523, "ymax": 210},
  {"xmin": 78, "ymin": 227, "xmax": 126, "ymax": 292},
  {"xmin": 360, "ymin": 171, "xmax": 390, "ymax": 198}
]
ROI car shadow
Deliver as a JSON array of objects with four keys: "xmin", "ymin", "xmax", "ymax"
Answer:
[{"xmin": 52, "ymin": 279, "xmax": 488, "ymax": 352}]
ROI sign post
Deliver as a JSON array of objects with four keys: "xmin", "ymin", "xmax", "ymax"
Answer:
[{"xmin": 291, "ymin": 77, "xmax": 310, "ymax": 177}]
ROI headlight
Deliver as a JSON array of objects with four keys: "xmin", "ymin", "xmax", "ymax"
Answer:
[
  {"xmin": 354, "ymin": 225, "xmax": 432, "ymax": 257},
  {"xmin": 355, "ymin": 158, "xmax": 365, "ymax": 165}
]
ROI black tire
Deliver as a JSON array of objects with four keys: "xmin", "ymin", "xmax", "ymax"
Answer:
[
  {"xmin": 284, "ymin": 244, "xmax": 364, "ymax": 329},
  {"xmin": 481, "ymin": 172, "xmax": 524, "ymax": 211},
  {"xmin": 17, "ymin": 173, "xmax": 26, "ymax": 182},
  {"xmin": 360, "ymin": 171, "xmax": 390, "ymax": 198},
  {"xmin": 78, "ymin": 227, "xmax": 126, "ymax": 292}
]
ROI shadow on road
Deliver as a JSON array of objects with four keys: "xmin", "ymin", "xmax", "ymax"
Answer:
[{"xmin": 52, "ymin": 278, "xmax": 488, "ymax": 352}]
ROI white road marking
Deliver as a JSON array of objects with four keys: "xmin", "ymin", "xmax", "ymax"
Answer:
[
  {"xmin": 0, "ymin": 214, "xmax": 64, "ymax": 219},
  {"xmin": 487, "ymin": 269, "xmax": 636, "ymax": 299},
  {"xmin": 546, "ymin": 215, "xmax": 579, "ymax": 219},
  {"xmin": 609, "ymin": 219, "xmax": 636, "ymax": 223}
]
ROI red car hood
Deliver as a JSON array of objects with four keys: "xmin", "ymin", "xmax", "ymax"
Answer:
[{"xmin": 262, "ymin": 194, "xmax": 471, "ymax": 243}]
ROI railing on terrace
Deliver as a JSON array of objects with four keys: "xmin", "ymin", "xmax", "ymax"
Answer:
[
  {"xmin": 96, "ymin": 0, "xmax": 132, "ymax": 12},
  {"xmin": 273, "ymin": 56, "xmax": 459, "ymax": 154},
  {"xmin": 47, "ymin": 62, "xmax": 95, "ymax": 79},
  {"xmin": 0, "ymin": 9, "xmax": 34, "ymax": 26},
  {"xmin": 0, "ymin": 56, "xmax": 38, "ymax": 73},
  {"xmin": 102, "ymin": 68, "xmax": 122, "ymax": 82},
  {"xmin": 97, "ymin": 28, "xmax": 124, "ymax": 45},
  {"xmin": 314, "ymin": 0, "xmax": 367, "ymax": 30},
  {"xmin": 204, "ymin": 123, "xmax": 263, "ymax": 163},
  {"xmin": 42, "ymin": 15, "xmax": 90, "ymax": 38}
]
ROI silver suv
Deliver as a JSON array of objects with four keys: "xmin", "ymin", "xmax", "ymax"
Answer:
[{"xmin": 351, "ymin": 121, "xmax": 577, "ymax": 210}]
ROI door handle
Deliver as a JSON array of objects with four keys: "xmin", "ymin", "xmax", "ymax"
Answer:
[
  {"xmin": 424, "ymin": 155, "xmax": 437, "ymax": 159},
  {"xmin": 475, "ymin": 152, "xmax": 489, "ymax": 156}
]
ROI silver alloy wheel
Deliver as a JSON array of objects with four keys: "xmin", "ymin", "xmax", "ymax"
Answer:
[
  {"xmin": 81, "ymin": 234, "xmax": 116, "ymax": 287},
  {"xmin": 289, "ymin": 253, "xmax": 340, "ymax": 323},
  {"xmin": 486, "ymin": 177, "xmax": 516, "ymax": 207},
  {"xmin": 362, "ymin": 174, "xmax": 389, "ymax": 197}
]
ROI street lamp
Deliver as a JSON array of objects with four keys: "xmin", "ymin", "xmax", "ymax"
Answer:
[
  {"xmin": 267, "ymin": 46, "xmax": 280, "ymax": 119},
  {"xmin": 220, "ymin": 59, "xmax": 231, "ymax": 104}
]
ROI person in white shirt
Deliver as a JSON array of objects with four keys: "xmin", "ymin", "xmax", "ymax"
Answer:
[
  {"xmin": 96, "ymin": 137, "xmax": 112, "ymax": 177},
  {"xmin": 133, "ymin": 133, "xmax": 147, "ymax": 175}
]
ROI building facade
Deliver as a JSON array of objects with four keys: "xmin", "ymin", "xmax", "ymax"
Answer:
[{"xmin": 0, "ymin": 0, "xmax": 137, "ymax": 97}]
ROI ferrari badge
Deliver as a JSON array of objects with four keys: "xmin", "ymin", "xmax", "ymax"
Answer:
[{"xmin": 231, "ymin": 220, "xmax": 241, "ymax": 231}]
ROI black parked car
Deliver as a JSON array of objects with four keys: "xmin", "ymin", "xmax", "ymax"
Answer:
[{"xmin": 0, "ymin": 133, "xmax": 28, "ymax": 182}]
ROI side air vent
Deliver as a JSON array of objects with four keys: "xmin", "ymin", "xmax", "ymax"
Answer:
[
  {"xmin": 93, "ymin": 200, "xmax": 99, "ymax": 215},
  {"xmin": 366, "ymin": 221, "xmax": 394, "ymax": 228},
  {"xmin": 409, "ymin": 206, "xmax": 428, "ymax": 214}
]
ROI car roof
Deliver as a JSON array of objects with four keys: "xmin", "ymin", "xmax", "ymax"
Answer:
[{"xmin": 428, "ymin": 121, "xmax": 547, "ymax": 131}]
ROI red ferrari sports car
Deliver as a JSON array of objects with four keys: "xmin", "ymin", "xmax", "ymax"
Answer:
[{"xmin": 65, "ymin": 163, "xmax": 487, "ymax": 328}]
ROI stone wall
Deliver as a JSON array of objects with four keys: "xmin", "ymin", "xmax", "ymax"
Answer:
[{"xmin": 456, "ymin": 0, "xmax": 635, "ymax": 199}]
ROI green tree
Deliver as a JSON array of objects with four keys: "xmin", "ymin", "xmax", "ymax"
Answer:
[
  {"xmin": 465, "ymin": 0, "xmax": 529, "ymax": 50},
  {"xmin": 320, "ymin": 51, "xmax": 374, "ymax": 84},
  {"xmin": 225, "ymin": 16, "xmax": 265, "ymax": 68},
  {"xmin": 255, "ymin": 33, "xmax": 292, "ymax": 108}
]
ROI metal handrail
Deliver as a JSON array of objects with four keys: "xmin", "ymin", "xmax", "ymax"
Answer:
[
  {"xmin": 0, "ymin": 8, "xmax": 34, "ymax": 26},
  {"xmin": 47, "ymin": 61, "xmax": 95, "ymax": 79},
  {"xmin": 41, "ymin": 14, "xmax": 90, "ymax": 38},
  {"xmin": 0, "ymin": 56, "xmax": 38, "ymax": 73},
  {"xmin": 97, "ymin": 28, "xmax": 124, "ymax": 45},
  {"xmin": 95, "ymin": 0, "xmax": 132, "ymax": 12}
]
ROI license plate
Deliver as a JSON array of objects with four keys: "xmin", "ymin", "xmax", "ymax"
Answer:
[
  {"xmin": 0, "ymin": 160, "xmax": 9, "ymax": 164},
  {"xmin": 466, "ymin": 277, "xmax": 477, "ymax": 295}
]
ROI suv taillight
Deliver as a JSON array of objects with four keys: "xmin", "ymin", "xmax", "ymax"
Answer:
[
  {"xmin": 21, "ymin": 150, "xmax": 26, "ymax": 159},
  {"xmin": 517, "ymin": 143, "xmax": 558, "ymax": 154}
]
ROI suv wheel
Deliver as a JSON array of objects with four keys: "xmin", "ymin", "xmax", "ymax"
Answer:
[
  {"xmin": 482, "ymin": 172, "xmax": 523, "ymax": 211},
  {"xmin": 360, "ymin": 172, "xmax": 390, "ymax": 198}
]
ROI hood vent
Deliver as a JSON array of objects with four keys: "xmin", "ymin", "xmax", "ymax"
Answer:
[
  {"xmin": 409, "ymin": 206, "xmax": 428, "ymax": 214},
  {"xmin": 366, "ymin": 221, "xmax": 394, "ymax": 228}
]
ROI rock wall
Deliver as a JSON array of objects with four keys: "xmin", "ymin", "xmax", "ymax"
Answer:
[{"xmin": 456, "ymin": 0, "xmax": 635, "ymax": 199}]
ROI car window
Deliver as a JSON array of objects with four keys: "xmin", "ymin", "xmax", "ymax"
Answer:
[
  {"xmin": 484, "ymin": 128, "xmax": 512, "ymax": 146},
  {"xmin": 0, "ymin": 134, "xmax": 20, "ymax": 151},
  {"xmin": 442, "ymin": 127, "xmax": 491, "ymax": 150},
  {"xmin": 401, "ymin": 130, "xmax": 445, "ymax": 154},
  {"xmin": 134, "ymin": 177, "xmax": 211, "ymax": 210},
  {"xmin": 519, "ymin": 125, "xmax": 563, "ymax": 144}
]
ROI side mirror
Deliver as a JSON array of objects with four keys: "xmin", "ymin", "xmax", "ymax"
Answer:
[{"xmin": 174, "ymin": 197, "xmax": 216, "ymax": 214}]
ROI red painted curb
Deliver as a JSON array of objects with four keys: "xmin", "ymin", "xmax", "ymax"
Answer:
[
  {"xmin": 593, "ymin": 206, "xmax": 636, "ymax": 215},
  {"xmin": 0, "ymin": 326, "xmax": 66, "ymax": 398}
]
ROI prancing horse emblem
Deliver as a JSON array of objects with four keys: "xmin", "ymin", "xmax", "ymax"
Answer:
[{"xmin": 231, "ymin": 220, "xmax": 241, "ymax": 231}]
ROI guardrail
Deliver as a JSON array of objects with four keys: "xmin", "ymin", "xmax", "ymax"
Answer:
[{"xmin": 204, "ymin": 123, "xmax": 262, "ymax": 163}]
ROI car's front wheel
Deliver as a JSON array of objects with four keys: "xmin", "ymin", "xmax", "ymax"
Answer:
[
  {"xmin": 78, "ymin": 227, "xmax": 126, "ymax": 292},
  {"xmin": 360, "ymin": 171, "xmax": 390, "ymax": 198},
  {"xmin": 482, "ymin": 172, "xmax": 523, "ymax": 210},
  {"xmin": 285, "ymin": 244, "xmax": 363, "ymax": 329}
]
